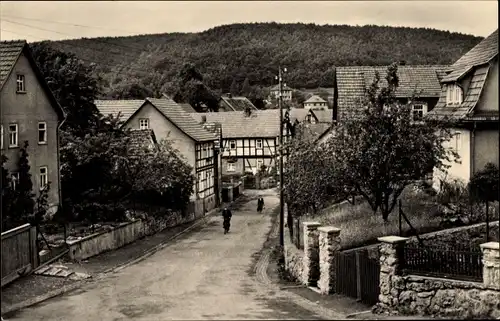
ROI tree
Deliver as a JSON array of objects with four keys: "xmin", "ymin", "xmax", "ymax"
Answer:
[
  {"xmin": 170, "ymin": 63, "xmax": 220, "ymax": 112},
  {"xmin": 469, "ymin": 163, "xmax": 499, "ymax": 241},
  {"xmin": 31, "ymin": 42, "xmax": 102, "ymax": 137},
  {"xmin": 1, "ymin": 155, "xmax": 14, "ymax": 231},
  {"xmin": 230, "ymin": 78, "xmax": 239, "ymax": 96},
  {"xmin": 241, "ymin": 77, "xmax": 251, "ymax": 96},
  {"xmin": 325, "ymin": 63, "xmax": 457, "ymax": 221},
  {"xmin": 284, "ymin": 136, "xmax": 346, "ymax": 217},
  {"xmin": 11, "ymin": 141, "xmax": 36, "ymax": 224}
]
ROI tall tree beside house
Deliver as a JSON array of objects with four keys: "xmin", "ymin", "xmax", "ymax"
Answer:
[
  {"xmin": 1, "ymin": 156, "xmax": 14, "ymax": 231},
  {"xmin": 169, "ymin": 63, "xmax": 220, "ymax": 112},
  {"xmin": 230, "ymin": 78, "xmax": 239, "ymax": 96},
  {"xmin": 241, "ymin": 77, "xmax": 251, "ymax": 96},
  {"xmin": 30, "ymin": 42, "xmax": 102, "ymax": 138},
  {"xmin": 324, "ymin": 63, "xmax": 458, "ymax": 222},
  {"xmin": 10, "ymin": 141, "xmax": 36, "ymax": 224}
]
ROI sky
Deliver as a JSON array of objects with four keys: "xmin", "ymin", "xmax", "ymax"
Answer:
[{"xmin": 0, "ymin": 1, "xmax": 498, "ymax": 42}]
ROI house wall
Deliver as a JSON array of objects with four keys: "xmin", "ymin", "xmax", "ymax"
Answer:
[
  {"xmin": 125, "ymin": 103, "xmax": 197, "ymax": 199},
  {"xmin": 219, "ymin": 137, "xmax": 278, "ymax": 175},
  {"xmin": 0, "ymin": 52, "xmax": 60, "ymax": 212},
  {"xmin": 270, "ymin": 90, "xmax": 292, "ymax": 101},
  {"xmin": 433, "ymin": 128, "xmax": 471, "ymax": 189},
  {"xmin": 221, "ymin": 157, "xmax": 275, "ymax": 176},
  {"xmin": 476, "ymin": 58, "xmax": 499, "ymax": 112},
  {"xmin": 474, "ymin": 129, "xmax": 499, "ymax": 172},
  {"xmin": 304, "ymin": 102, "xmax": 328, "ymax": 110}
]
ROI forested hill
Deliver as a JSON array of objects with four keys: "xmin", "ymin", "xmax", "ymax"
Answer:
[{"xmin": 39, "ymin": 22, "xmax": 482, "ymax": 94}]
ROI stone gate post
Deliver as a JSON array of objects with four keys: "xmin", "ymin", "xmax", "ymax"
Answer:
[
  {"xmin": 480, "ymin": 241, "xmax": 500, "ymax": 290},
  {"xmin": 302, "ymin": 221, "xmax": 321, "ymax": 286},
  {"xmin": 318, "ymin": 226, "xmax": 341, "ymax": 294}
]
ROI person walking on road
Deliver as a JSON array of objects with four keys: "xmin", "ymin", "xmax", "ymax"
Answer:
[
  {"xmin": 222, "ymin": 207, "xmax": 232, "ymax": 234},
  {"xmin": 257, "ymin": 196, "xmax": 265, "ymax": 213}
]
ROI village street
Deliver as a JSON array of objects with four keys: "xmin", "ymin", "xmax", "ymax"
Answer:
[{"xmin": 6, "ymin": 190, "xmax": 342, "ymax": 321}]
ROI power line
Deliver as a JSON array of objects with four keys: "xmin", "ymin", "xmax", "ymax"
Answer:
[
  {"xmin": 0, "ymin": 14, "xmax": 138, "ymax": 34},
  {"xmin": 1, "ymin": 28, "xmax": 166, "ymax": 81},
  {"xmin": 1, "ymin": 18, "xmax": 148, "ymax": 55}
]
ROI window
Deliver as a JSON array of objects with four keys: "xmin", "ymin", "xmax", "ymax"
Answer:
[
  {"xmin": 11, "ymin": 173, "xmax": 19, "ymax": 190},
  {"xmin": 256, "ymin": 139, "xmax": 263, "ymax": 149},
  {"xmin": 446, "ymin": 84, "xmax": 463, "ymax": 105},
  {"xmin": 412, "ymin": 103, "xmax": 428, "ymax": 121},
  {"xmin": 8, "ymin": 124, "xmax": 18, "ymax": 148},
  {"xmin": 227, "ymin": 163, "xmax": 235, "ymax": 172},
  {"xmin": 455, "ymin": 132, "xmax": 462, "ymax": 153},
  {"xmin": 1, "ymin": 125, "xmax": 3, "ymax": 149},
  {"xmin": 139, "ymin": 118, "xmax": 149, "ymax": 130},
  {"xmin": 39, "ymin": 167, "xmax": 48, "ymax": 190},
  {"xmin": 38, "ymin": 122, "xmax": 47, "ymax": 144},
  {"xmin": 257, "ymin": 160, "xmax": 263, "ymax": 171},
  {"xmin": 203, "ymin": 145, "xmax": 208, "ymax": 158},
  {"xmin": 16, "ymin": 75, "xmax": 25, "ymax": 93},
  {"xmin": 229, "ymin": 140, "xmax": 236, "ymax": 150}
]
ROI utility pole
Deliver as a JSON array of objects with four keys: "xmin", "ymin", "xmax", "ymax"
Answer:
[{"xmin": 277, "ymin": 66, "xmax": 286, "ymax": 247}]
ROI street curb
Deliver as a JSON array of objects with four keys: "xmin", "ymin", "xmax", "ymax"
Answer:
[
  {"xmin": 1, "ymin": 207, "xmax": 221, "ymax": 317},
  {"xmin": 345, "ymin": 310, "xmax": 373, "ymax": 319}
]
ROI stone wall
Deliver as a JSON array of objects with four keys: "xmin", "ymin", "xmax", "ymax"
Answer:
[
  {"xmin": 375, "ymin": 236, "xmax": 500, "ymax": 319},
  {"xmin": 67, "ymin": 202, "xmax": 216, "ymax": 261},
  {"xmin": 284, "ymin": 226, "xmax": 305, "ymax": 284}
]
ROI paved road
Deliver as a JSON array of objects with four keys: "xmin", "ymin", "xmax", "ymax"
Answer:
[{"xmin": 7, "ymin": 190, "xmax": 329, "ymax": 321}]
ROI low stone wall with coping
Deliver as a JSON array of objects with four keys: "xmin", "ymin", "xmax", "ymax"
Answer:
[
  {"xmin": 374, "ymin": 236, "xmax": 500, "ymax": 319},
  {"xmin": 66, "ymin": 198, "xmax": 217, "ymax": 261}
]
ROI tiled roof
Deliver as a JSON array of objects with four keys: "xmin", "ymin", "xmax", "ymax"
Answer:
[
  {"xmin": 288, "ymin": 108, "xmax": 310, "ymax": 123},
  {"xmin": 270, "ymin": 84, "xmax": 293, "ymax": 91},
  {"xmin": 427, "ymin": 65, "xmax": 492, "ymax": 121},
  {"xmin": 189, "ymin": 109, "xmax": 281, "ymax": 138},
  {"xmin": 219, "ymin": 96, "xmax": 258, "ymax": 111},
  {"xmin": 128, "ymin": 129, "xmax": 158, "ymax": 156},
  {"xmin": 299, "ymin": 123, "xmax": 331, "ymax": 142},
  {"xmin": 95, "ymin": 98, "xmax": 216, "ymax": 142},
  {"xmin": 442, "ymin": 29, "xmax": 498, "ymax": 83},
  {"xmin": 95, "ymin": 100, "xmax": 145, "ymax": 122},
  {"xmin": 336, "ymin": 65, "xmax": 448, "ymax": 122},
  {"xmin": 178, "ymin": 103, "xmax": 197, "ymax": 113},
  {"xmin": 304, "ymin": 95, "xmax": 327, "ymax": 104},
  {"xmin": 147, "ymin": 98, "xmax": 217, "ymax": 142},
  {"xmin": 310, "ymin": 109, "xmax": 333, "ymax": 123},
  {"xmin": 0, "ymin": 40, "xmax": 26, "ymax": 88}
]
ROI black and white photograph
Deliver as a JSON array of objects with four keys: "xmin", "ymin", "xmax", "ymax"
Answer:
[{"xmin": 0, "ymin": 1, "xmax": 498, "ymax": 320}]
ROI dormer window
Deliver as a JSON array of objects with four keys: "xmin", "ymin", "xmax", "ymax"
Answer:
[{"xmin": 446, "ymin": 84, "xmax": 463, "ymax": 105}]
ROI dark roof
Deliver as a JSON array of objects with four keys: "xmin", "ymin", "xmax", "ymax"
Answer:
[
  {"xmin": 0, "ymin": 40, "xmax": 65, "ymax": 120},
  {"xmin": 146, "ymin": 98, "xmax": 217, "ymax": 142},
  {"xmin": 441, "ymin": 29, "xmax": 498, "ymax": 83},
  {"xmin": 299, "ymin": 123, "xmax": 332, "ymax": 142},
  {"xmin": 95, "ymin": 98, "xmax": 217, "ymax": 142},
  {"xmin": 288, "ymin": 108, "xmax": 310, "ymax": 123},
  {"xmin": 95, "ymin": 100, "xmax": 145, "ymax": 121},
  {"xmin": 189, "ymin": 109, "xmax": 281, "ymax": 138},
  {"xmin": 304, "ymin": 95, "xmax": 327, "ymax": 104},
  {"xmin": 128, "ymin": 129, "xmax": 158, "ymax": 156},
  {"xmin": 336, "ymin": 65, "xmax": 448, "ymax": 121},
  {"xmin": 270, "ymin": 84, "xmax": 293, "ymax": 91},
  {"xmin": 310, "ymin": 109, "xmax": 333, "ymax": 123},
  {"xmin": 219, "ymin": 96, "xmax": 258, "ymax": 111},
  {"xmin": 0, "ymin": 40, "xmax": 25, "ymax": 87}
]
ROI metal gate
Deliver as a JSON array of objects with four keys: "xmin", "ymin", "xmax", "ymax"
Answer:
[{"xmin": 335, "ymin": 249, "xmax": 380, "ymax": 306}]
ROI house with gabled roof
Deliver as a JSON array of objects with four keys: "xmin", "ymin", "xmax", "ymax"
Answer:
[
  {"xmin": 218, "ymin": 94, "xmax": 258, "ymax": 112},
  {"xmin": 427, "ymin": 29, "xmax": 499, "ymax": 188},
  {"xmin": 96, "ymin": 97, "xmax": 220, "ymax": 210},
  {"xmin": 315, "ymin": 64, "xmax": 448, "ymax": 145},
  {"xmin": 1, "ymin": 40, "xmax": 66, "ymax": 216},
  {"xmin": 190, "ymin": 109, "xmax": 290, "ymax": 176},
  {"xmin": 304, "ymin": 95, "xmax": 328, "ymax": 110},
  {"xmin": 269, "ymin": 84, "xmax": 293, "ymax": 101}
]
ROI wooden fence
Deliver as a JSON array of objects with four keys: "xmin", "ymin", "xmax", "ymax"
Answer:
[{"xmin": 1, "ymin": 223, "xmax": 39, "ymax": 287}]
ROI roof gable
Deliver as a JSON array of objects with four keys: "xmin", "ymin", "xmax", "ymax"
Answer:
[
  {"xmin": 304, "ymin": 95, "xmax": 327, "ymax": 104},
  {"xmin": 189, "ymin": 109, "xmax": 281, "ymax": 138},
  {"xmin": 219, "ymin": 96, "xmax": 258, "ymax": 111},
  {"xmin": 310, "ymin": 109, "xmax": 333, "ymax": 123},
  {"xmin": 95, "ymin": 99, "xmax": 145, "ymax": 122},
  {"xmin": 0, "ymin": 40, "xmax": 65, "ymax": 121},
  {"xmin": 289, "ymin": 108, "xmax": 310, "ymax": 123},
  {"xmin": 441, "ymin": 29, "xmax": 498, "ymax": 83}
]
